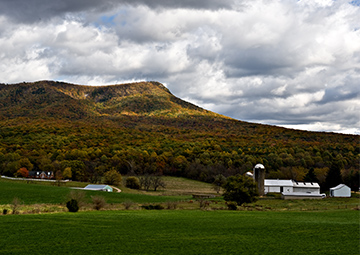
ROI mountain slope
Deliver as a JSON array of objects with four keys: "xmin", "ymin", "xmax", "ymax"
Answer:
[
  {"xmin": 0, "ymin": 80, "xmax": 358, "ymax": 190},
  {"xmin": 0, "ymin": 81, "xmax": 212, "ymax": 120}
]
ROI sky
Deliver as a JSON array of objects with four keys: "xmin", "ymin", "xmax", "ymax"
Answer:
[{"xmin": 0, "ymin": 0, "xmax": 359, "ymax": 134}]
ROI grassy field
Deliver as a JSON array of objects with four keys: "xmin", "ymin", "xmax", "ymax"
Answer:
[
  {"xmin": 0, "ymin": 210, "xmax": 358, "ymax": 254},
  {"xmin": 0, "ymin": 177, "xmax": 192, "ymax": 206}
]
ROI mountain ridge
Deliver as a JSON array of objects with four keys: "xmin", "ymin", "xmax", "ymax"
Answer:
[
  {"xmin": 0, "ymin": 80, "xmax": 219, "ymax": 120},
  {"xmin": 0, "ymin": 80, "xmax": 358, "ymax": 190}
]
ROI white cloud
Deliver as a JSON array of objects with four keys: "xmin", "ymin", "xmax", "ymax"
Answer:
[{"xmin": 0, "ymin": 0, "xmax": 359, "ymax": 134}]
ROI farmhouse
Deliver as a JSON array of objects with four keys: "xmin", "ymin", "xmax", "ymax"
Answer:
[
  {"xmin": 84, "ymin": 184, "xmax": 113, "ymax": 192},
  {"xmin": 330, "ymin": 184, "xmax": 351, "ymax": 197},
  {"xmin": 28, "ymin": 171, "xmax": 54, "ymax": 179}
]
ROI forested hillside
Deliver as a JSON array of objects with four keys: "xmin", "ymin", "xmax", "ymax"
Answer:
[{"xmin": 0, "ymin": 81, "xmax": 358, "ymax": 191}]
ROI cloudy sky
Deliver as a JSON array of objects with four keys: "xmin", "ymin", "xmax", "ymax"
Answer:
[{"xmin": 0, "ymin": 0, "xmax": 359, "ymax": 134}]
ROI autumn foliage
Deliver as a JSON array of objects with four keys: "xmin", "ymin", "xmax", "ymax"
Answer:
[
  {"xmin": 0, "ymin": 81, "xmax": 358, "ymax": 191},
  {"xmin": 16, "ymin": 167, "xmax": 29, "ymax": 178}
]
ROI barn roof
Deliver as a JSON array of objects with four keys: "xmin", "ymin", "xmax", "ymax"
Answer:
[
  {"xmin": 292, "ymin": 181, "xmax": 320, "ymax": 188},
  {"xmin": 84, "ymin": 184, "xmax": 111, "ymax": 190},
  {"xmin": 265, "ymin": 179, "xmax": 293, "ymax": 186},
  {"xmin": 330, "ymin": 184, "xmax": 350, "ymax": 190}
]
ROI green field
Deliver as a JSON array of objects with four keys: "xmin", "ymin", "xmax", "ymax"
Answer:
[
  {"xmin": 0, "ymin": 177, "xmax": 193, "ymax": 206},
  {"xmin": 0, "ymin": 210, "xmax": 358, "ymax": 254},
  {"xmin": 1, "ymin": 177, "xmax": 359, "ymax": 254}
]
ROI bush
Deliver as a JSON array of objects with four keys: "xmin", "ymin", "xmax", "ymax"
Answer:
[
  {"xmin": 92, "ymin": 196, "xmax": 106, "ymax": 211},
  {"xmin": 226, "ymin": 201, "xmax": 238, "ymax": 210},
  {"xmin": 166, "ymin": 201, "xmax": 178, "ymax": 210},
  {"xmin": 66, "ymin": 199, "xmax": 79, "ymax": 212},
  {"xmin": 141, "ymin": 204, "xmax": 164, "ymax": 210},
  {"xmin": 11, "ymin": 197, "xmax": 21, "ymax": 215},
  {"xmin": 66, "ymin": 190, "xmax": 87, "ymax": 209},
  {"xmin": 126, "ymin": 176, "xmax": 141, "ymax": 189},
  {"xmin": 123, "ymin": 200, "xmax": 135, "ymax": 210}
]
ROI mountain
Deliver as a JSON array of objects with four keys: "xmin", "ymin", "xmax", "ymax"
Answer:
[
  {"xmin": 0, "ymin": 81, "xmax": 358, "ymax": 190},
  {"xmin": 0, "ymin": 80, "xmax": 212, "ymax": 120}
]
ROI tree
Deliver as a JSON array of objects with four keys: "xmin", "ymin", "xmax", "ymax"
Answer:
[
  {"xmin": 103, "ymin": 169, "xmax": 122, "ymax": 186},
  {"xmin": 325, "ymin": 160, "xmax": 343, "ymax": 190},
  {"xmin": 151, "ymin": 176, "xmax": 166, "ymax": 191},
  {"xmin": 126, "ymin": 176, "xmax": 141, "ymax": 189},
  {"xmin": 55, "ymin": 170, "xmax": 63, "ymax": 186},
  {"xmin": 15, "ymin": 167, "xmax": 29, "ymax": 178},
  {"xmin": 18, "ymin": 158, "xmax": 33, "ymax": 171},
  {"xmin": 139, "ymin": 175, "xmax": 152, "ymax": 191},
  {"xmin": 223, "ymin": 174, "xmax": 258, "ymax": 206},
  {"xmin": 304, "ymin": 167, "xmax": 318, "ymax": 183},
  {"xmin": 63, "ymin": 167, "xmax": 72, "ymax": 180},
  {"xmin": 212, "ymin": 174, "xmax": 226, "ymax": 194}
]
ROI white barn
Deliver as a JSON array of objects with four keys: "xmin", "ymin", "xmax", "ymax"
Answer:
[
  {"xmin": 264, "ymin": 179, "xmax": 293, "ymax": 194},
  {"xmin": 330, "ymin": 184, "xmax": 351, "ymax": 197},
  {"xmin": 264, "ymin": 179, "xmax": 320, "ymax": 194},
  {"xmin": 292, "ymin": 181, "xmax": 320, "ymax": 194}
]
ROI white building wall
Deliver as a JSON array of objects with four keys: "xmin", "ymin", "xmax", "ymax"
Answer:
[
  {"xmin": 331, "ymin": 185, "xmax": 351, "ymax": 197},
  {"xmin": 293, "ymin": 187, "xmax": 320, "ymax": 194}
]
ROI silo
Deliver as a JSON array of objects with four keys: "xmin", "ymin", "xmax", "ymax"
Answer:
[{"xmin": 253, "ymin": 164, "xmax": 265, "ymax": 196}]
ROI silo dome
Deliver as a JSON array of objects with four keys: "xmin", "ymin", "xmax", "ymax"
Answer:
[{"xmin": 254, "ymin": 163, "xmax": 265, "ymax": 169}]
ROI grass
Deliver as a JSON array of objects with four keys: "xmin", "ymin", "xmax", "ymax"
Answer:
[
  {"xmin": 0, "ymin": 178, "xmax": 190, "ymax": 205},
  {"xmin": 0, "ymin": 210, "xmax": 358, "ymax": 254}
]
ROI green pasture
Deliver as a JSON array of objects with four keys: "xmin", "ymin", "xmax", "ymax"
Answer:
[
  {"xmin": 0, "ymin": 178, "xmax": 189, "ymax": 205},
  {"xmin": 0, "ymin": 210, "xmax": 358, "ymax": 254}
]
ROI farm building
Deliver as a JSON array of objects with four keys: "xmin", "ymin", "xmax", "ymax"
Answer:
[
  {"xmin": 84, "ymin": 184, "xmax": 113, "ymax": 192},
  {"xmin": 28, "ymin": 171, "xmax": 54, "ymax": 179},
  {"xmin": 281, "ymin": 192, "xmax": 326, "ymax": 200},
  {"xmin": 264, "ymin": 179, "xmax": 293, "ymax": 194},
  {"xmin": 264, "ymin": 179, "xmax": 325, "ymax": 199},
  {"xmin": 330, "ymin": 184, "xmax": 351, "ymax": 197},
  {"xmin": 264, "ymin": 180, "xmax": 320, "ymax": 194}
]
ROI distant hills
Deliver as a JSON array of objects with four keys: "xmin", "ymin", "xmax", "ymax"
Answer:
[{"xmin": 0, "ymin": 81, "xmax": 358, "ymax": 190}]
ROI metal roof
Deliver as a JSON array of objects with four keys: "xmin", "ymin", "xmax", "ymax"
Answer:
[
  {"xmin": 84, "ymin": 184, "xmax": 111, "ymax": 189},
  {"xmin": 292, "ymin": 181, "xmax": 320, "ymax": 188},
  {"xmin": 330, "ymin": 184, "xmax": 350, "ymax": 190},
  {"xmin": 265, "ymin": 179, "xmax": 293, "ymax": 186}
]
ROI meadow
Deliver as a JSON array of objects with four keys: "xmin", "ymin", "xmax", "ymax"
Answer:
[
  {"xmin": 1, "ymin": 177, "xmax": 359, "ymax": 254},
  {"xmin": 0, "ymin": 210, "xmax": 358, "ymax": 254}
]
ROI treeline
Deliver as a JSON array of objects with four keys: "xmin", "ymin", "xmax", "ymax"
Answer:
[{"xmin": 0, "ymin": 118, "xmax": 358, "ymax": 191}]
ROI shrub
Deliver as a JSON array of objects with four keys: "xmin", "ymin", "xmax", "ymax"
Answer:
[
  {"xmin": 11, "ymin": 197, "xmax": 21, "ymax": 215},
  {"xmin": 66, "ymin": 190, "xmax": 87, "ymax": 209},
  {"xmin": 123, "ymin": 200, "xmax": 135, "ymax": 210},
  {"xmin": 141, "ymin": 204, "xmax": 164, "ymax": 210},
  {"xmin": 66, "ymin": 199, "xmax": 79, "ymax": 212},
  {"xmin": 126, "ymin": 176, "xmax": 141, "ymax": 189},
  {"xmin": 166, "ymin": 201, "xmax": 178, "ymax": 210},
  {"xmin": 226, "ymin": 201, "xmax": 238, "ymax": 210},
  {"xmin": 92, "ymin": 196, "xmax": 106, "ymax": 211}
]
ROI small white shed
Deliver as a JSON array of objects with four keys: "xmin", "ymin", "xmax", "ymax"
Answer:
[{"xmin": 330, "ymin": 184, "xmax": 351, "ymax": 197}]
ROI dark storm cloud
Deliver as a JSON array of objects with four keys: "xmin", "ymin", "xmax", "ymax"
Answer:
[{"xmin": 0, "ymin": 0, "xmax": 235, "ymax": 23}]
